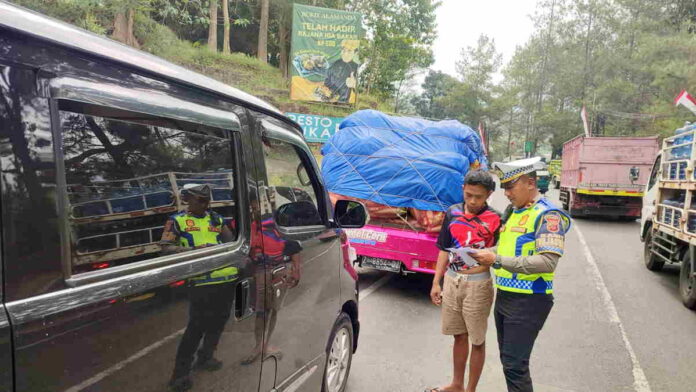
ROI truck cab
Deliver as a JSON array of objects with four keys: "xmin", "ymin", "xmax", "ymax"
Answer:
[
  {"xmin": 642, "ymin": 122, "xmax": 696, "ymax": 309},
  {"xmin": 641, "ymin": 153, "xmax": 661, "ymax": 241}
]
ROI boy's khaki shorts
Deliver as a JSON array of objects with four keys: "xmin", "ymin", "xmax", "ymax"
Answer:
[{"xmin": 441, "ymin": 272, "xmax": 494, "ymax": 345}]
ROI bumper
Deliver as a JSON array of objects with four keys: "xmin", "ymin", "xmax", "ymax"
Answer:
[
  {"xmin": 571, "ymin": 204, "xmax": 641, "ymax": 217},
  {"xmin": 356, "ymin": 252, "xmax": 438, "ymax": 274}
]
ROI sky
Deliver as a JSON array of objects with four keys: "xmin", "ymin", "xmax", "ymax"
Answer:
[{"xmin": 432, "ymin": 0, "xmax": 539, "ymax": 79}]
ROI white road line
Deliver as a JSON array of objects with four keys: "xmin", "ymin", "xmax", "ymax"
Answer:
[
  {"xmin": 64, "ymin": 328, "xmax": 185, "ymax": 392},
  {"xmin": 574, "ymin": 225, "xmax": 651, "ymax": 392},
  {"xmin": 359, "ymin": 273, "xmax": 393, "ymax": 301}
]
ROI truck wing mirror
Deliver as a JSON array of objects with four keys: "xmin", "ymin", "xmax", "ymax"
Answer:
[{"xmin": 630, "ymin": 166, "xmax": 640, "ymax": 182}]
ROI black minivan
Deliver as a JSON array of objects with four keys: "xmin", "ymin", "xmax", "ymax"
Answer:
[{"xmin": 0, "ymin": 2, "xmax": 366, "ymax": 392}]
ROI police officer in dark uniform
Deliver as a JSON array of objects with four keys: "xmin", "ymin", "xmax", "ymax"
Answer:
[{"xmin": 471, "ymin": 158, "xmax": 572, "ymax": 392}]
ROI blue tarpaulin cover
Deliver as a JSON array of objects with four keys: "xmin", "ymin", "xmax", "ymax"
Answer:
[{"xmin": 321, "ymin": 110, "xmax": 487, "ymax": 212}]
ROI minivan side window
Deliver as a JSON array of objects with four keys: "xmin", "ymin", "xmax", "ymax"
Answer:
[
  {"xmin": 58, "ymin": 103, "xmax": 239, "ymax": 274},
  {"xmin": 262, "ymin": 138, "xmax": 323, "ymax": 227}
]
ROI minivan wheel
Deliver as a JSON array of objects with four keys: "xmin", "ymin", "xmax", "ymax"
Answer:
[
  {"xmin": 679, "ymin": 250, "xmax": 696, "ymax": 309},
  {"xmin": 322, "ymin": 312, "xmax": 353, "ymax": 392}
]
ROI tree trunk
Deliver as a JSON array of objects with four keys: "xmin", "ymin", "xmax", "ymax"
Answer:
[
  {"xmin": 112, "ymin": 8, "xmax": 140, "ymax": 48},
  {"xmin": 222, "ymin": 0, "xmax": 230, "ymax": 54},
  {"xmin": 258, "ymin": 0, "xmax": 269, "ymax": 63},
  {"xmin": 580, "ymin": 3, "xmax": 595, "ymax": 101},
  {"xmin": 208, "ymin": 0, "xmax": 218, "ymax": 52},
  {"xmin": 279, "ymin": 21, "xmax": 289, "ymax": 78},
  {"xmin": 506, "ymin": 106, "xmax": 514, "ymax": 158}
]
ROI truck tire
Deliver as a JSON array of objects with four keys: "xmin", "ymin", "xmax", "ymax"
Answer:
[
  {"xmin": 560, "ymin": 191, "xmax": 569, "ymax": 211},
  {"xmin": 679, "ymin": 250, "xmax": 696, "ymax": 309},
  {"xmin": 567, "ymin": 196, "xmax": 581, "ymax": 218},
  {"xmin": 643, "ymin": 231, "xmax": 664, "ymax": 271}
]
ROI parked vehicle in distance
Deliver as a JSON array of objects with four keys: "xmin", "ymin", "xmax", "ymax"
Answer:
[
  {"xmin": 537, "ymin": 170, "xmax": 551, "ymax": 195},
  {"xmin": 559, "ymin": 135, "xmax": 659, "ymax": 219},
  {"xmin": 0, "ymin": 3, "xmax": 365, "ymax": 392},
  {"xmin": 548, "ymin": 159, "xmax": 562, "ymax": 188},
  {"xmin": 642, "ymin": 122, "xmax": 696, "ymax": 309}
]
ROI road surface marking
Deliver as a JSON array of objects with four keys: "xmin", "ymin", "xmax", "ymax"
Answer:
[
  {"xmin": 359, "ymin": 273, "xmax": 392, "ymax": 301},
  {"xmin": 575, "ymin": 225, "xmax": 651, "ymax": 392},
  {"xmin": 64, "ymin": 328, "xmax": 185, "ymax": 392}
]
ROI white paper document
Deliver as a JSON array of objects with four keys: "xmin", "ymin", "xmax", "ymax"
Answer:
[{"xmin": 446, "ymin": 247, "xmax": 479, "ymax": 268}]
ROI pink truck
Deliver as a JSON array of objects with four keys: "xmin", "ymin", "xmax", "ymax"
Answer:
[
  {"xmin": 344, "ymin": 225, "xmax": 440, "ymax": 275},
  {"xmin": 559, "ymin": 135, "xmax": 660, "ymax": 219}
]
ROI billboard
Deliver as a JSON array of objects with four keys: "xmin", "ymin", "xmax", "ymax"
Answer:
[
  {"xmin": 290, "ymin": 4, "xmax": 364, "ymax": 104},
  {"xmin": 286, "ymin": 112, "xmax": 343, "ymax": 143}
]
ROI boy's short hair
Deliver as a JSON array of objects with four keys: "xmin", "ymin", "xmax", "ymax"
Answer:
[{"xmin": 464, "ymin": 170, "xmax": 496, "ymax": 192}]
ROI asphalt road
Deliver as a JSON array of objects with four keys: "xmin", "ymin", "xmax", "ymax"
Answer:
[{"xmin": 346, "ymin": 189, "xmax": 696, "ymax": 392}]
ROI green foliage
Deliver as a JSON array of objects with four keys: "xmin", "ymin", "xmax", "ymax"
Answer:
[
  {"xmin": 456, "ymin": 34, "xmax": 502, "ymax": 90},
  {"xmin": 411, "ymin": 70, "xmax": 458, "ymax": 118},
  {"xmin": 355, "ymin": 0, "xmax": 440, "ymax": 97},
  {"xmin": 423, "ymin": 0, "xmax": 696, "ymax": 161},
  {"xmin": 11, "ymin": 0, "xmax": 111, "ymax": 34}
]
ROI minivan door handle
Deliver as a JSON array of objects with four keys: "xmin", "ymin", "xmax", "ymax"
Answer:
[
  {"xmin": 272, "ymin": 265, "xmax": 286, "ymax": 277},
  {"xmin": 235, "ymin": 279, "xmax": 253, "ymax": 320}
]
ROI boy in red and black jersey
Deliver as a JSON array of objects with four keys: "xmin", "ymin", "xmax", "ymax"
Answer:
[
  {"xmin": 427, "ymin": 170, "xmax": 501, "ymax": 392},
  {"xmin": 436, "ymin": 201, "xmax": 501, "ymax": 272}
]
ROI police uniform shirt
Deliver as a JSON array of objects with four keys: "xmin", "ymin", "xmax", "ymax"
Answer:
[
  {"xmin": 496, "ymin": 203, "xmax": 571, "ymax": 274},
  {"xmin": 160, "ymin": 210, "xmax": 225, "ymax": 247}
]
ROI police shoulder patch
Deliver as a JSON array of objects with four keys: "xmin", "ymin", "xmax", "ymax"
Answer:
[{"xmin": 543, "ymin": 212, "xmax": 562, "ymax": 233}]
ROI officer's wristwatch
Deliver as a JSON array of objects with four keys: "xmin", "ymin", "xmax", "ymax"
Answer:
[{"xmin": 492, "ymin": 255, "xmax": 502, "ymax": 270}]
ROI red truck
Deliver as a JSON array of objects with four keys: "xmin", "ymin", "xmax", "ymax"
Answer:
[{"xmin": 559, "ymin": 135, "xmax": 660, "ymax": 219}]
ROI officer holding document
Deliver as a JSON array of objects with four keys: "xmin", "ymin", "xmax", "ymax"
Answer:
[{"xmin": 470, "ymin": 157, "xmax": 572, "ymax": 392}]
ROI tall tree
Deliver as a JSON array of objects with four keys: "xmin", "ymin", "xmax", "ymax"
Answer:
[
  {"xmin": 356, "ymin": 0, "xmax": 440, "ymax": 97},
  {"xmin": 222, "ymin": 0, "xmax": 231, "ymax": 53},
  {"xmin": 258, "ymin": 0, "xmax": 270, "ymax": 62},
  {"xmin": 437, "ymin": 34, "xmax": 501, "ymax": 127},
  {"xmin": 455, "ymin": 34, "xmax": 502, "ymax": 89},
  {"xmin": 208, "ymin": 0, "xmax": 219, "ymax": 51},
  {"xmin": 412, "ymin": 70, "xmax": 460, "ymax": 119},
  {"xmin": 110, "ymin": 0, "xmax": 150, "ymax": 48}
]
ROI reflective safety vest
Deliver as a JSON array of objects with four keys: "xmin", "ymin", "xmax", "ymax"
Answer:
[
  {"xmin": 173, "ymin": 212, "xmax": 239, "ymax": 287},
  {"xmin": 494, "ymin": 198, "xmax": 569, "ymax": 294}
]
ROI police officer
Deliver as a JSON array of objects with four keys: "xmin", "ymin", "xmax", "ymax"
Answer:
[
  {"xmin": 162, "ymin": 184, "xmax": 238, "ymax": 392},
  {"xmin": 470, "ymin": 157, "xmax": 571, "ymax": 392}
]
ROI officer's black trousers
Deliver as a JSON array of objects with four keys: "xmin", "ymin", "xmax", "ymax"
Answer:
[
  {"xmin": 494, "ymin": 290, "xmax": 554, "ymax": 392},
  {"xmin": 172, "ymin": 283, "xmax": 236, "ymax": 379}
]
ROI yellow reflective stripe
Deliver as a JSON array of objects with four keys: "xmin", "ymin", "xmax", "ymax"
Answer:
[
  {"xmin": 191, "ymin": 266, "xmax": 239, "ymax": 286},
  {"xmin": 576, "ymin": 189, "xmax": 643, "ymax": 197}
]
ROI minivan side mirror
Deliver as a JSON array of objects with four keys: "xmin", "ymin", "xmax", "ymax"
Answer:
[
  {"xmin": 276, "ymin": 200, "xmax": 323, "ymax": 227},
  {"xmin": 334, "ymin": 200, "xmax": 368, "ymax": 228}
]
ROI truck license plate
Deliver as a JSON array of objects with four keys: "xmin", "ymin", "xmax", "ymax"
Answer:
[{"xmin": 362, "ymin": 257, "xmax": 401, "ymax": 273}]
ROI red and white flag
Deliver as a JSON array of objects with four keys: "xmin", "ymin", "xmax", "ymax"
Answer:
[
  {"xmin": 674, "ymin": 90, "xmax": 696, "ymax": 116},
  {"xmin": 477, "ymin": 121, "xmax": 487, "ymax": 155},
  {"xmin": 580, "ymin": 105, "xmax": 591, "ymax": 137}
]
